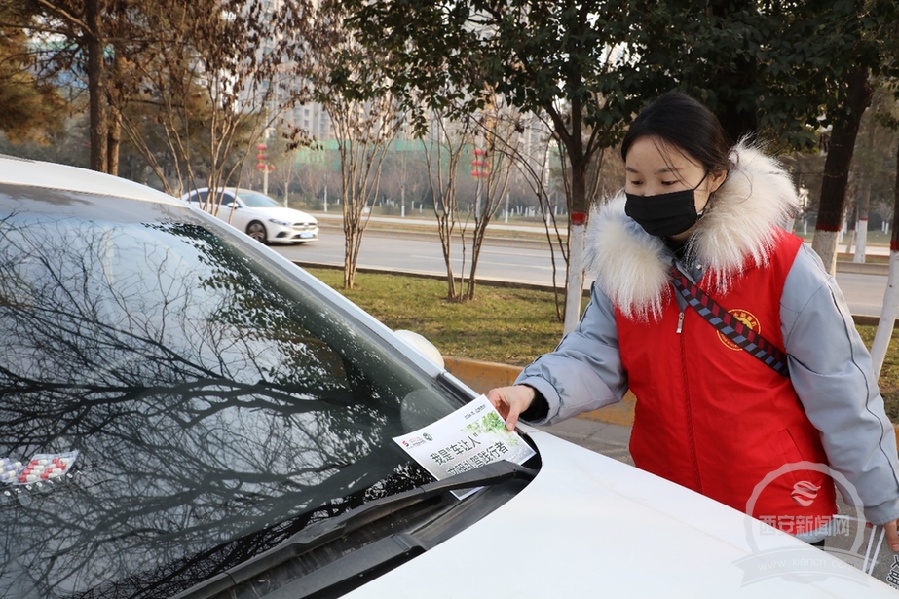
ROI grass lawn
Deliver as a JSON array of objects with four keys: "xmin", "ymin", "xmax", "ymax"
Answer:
[
  {"xmin": 305, "ymin": 266, "xmax": 899, "ymax": 422},
  {"xmin": 305, "ymin": 267, "xmax": 563, "ymax": 366}
]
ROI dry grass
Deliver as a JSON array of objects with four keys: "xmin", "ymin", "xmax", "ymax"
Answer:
[{"xmin": 304, "ymin": 267, "xmax": 562, "ymax": 366}]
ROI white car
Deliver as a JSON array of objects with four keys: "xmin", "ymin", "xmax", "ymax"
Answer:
[
  {"xmin": 0, "ymin": 155, "xmax": 896, "ymax": 598},
  {"xmin": 181, "ymin": 186, "xmax": 319, "ymax": 244}
]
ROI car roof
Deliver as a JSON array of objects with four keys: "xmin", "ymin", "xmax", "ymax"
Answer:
[
  {"xmin": 0, "ymin": 154, "xmax": 180, "ymax": 206},
  {"xmin": 188, "ymin": 187, "xmax": 241, "ymax": 193}
]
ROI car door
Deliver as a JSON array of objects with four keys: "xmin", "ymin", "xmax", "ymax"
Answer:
[{"xmin": 215, "ymin": 190, "xmax": 244, "ymax": 231}]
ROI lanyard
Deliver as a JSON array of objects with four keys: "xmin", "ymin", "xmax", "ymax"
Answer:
[{"xmin": 670, "ymin": 266, "xmax": 790, "ymax": 378}]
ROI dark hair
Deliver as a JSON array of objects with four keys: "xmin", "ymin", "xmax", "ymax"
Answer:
[{"xmin": 620, "ymin": 92, "xmax": 733, "ymax": 174}]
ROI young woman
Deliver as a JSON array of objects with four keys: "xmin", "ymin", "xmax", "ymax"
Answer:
[{"xmin": 487, "ymin": 92, "xmax": 899, "ymax": 548}]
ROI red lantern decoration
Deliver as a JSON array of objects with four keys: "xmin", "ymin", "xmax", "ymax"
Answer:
[{"xmin": 471, "ymin": 147, "xmax": 490, "ymax": 178}]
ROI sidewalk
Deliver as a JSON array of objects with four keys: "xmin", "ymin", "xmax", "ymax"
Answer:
[
  {"xmin": 534, "ymin": 418, "xmax": 634, "ymax": 465},
  {"xmin": 442, "ymin": 356, "xmax": 636, "ymax": 462}
]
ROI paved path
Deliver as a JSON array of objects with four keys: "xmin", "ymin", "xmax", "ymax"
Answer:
[{"xmin": 532, "ymin": 418, "xmax": 634, "ymax": 465}]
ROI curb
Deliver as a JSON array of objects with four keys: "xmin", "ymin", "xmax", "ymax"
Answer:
[
  {"xmin": 836, "ymin": 261, "xmax": 890, "ymax": 276},
  {"xmin": 443, "ymin": 356, "xmax": 635, "ymax": 429},
  {"xmin": 293, "ymin": 260, "xmax": 596, "ymax": 297}
]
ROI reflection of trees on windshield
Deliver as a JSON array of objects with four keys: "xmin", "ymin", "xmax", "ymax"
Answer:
[{"xmin": 0, "ymin": 210, "xmax": 438, "ymax": 598}]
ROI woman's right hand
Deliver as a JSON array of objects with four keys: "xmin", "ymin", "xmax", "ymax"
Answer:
[{"xmin": 486, "ymin": 385, "xmax": 536, "ymax": 431}]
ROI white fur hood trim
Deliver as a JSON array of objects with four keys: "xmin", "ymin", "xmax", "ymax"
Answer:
[{"xmin": 584, "ymin": 141, "xmax": 799, "ymax": 321}]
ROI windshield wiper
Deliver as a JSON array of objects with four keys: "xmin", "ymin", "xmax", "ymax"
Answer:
[{"xmin": 173, "ymin": 460, "xmax": 537, "ymax": 599}]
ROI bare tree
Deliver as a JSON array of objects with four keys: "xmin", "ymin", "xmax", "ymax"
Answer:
[
  {"xmin": 331, "ymin": 95, "xmax": 405, "ymax": 288},
  {"xmin": 247, "ymin": 130, "xmax": 300, "ymax": 205},
  {"xmin": 290, "ymin": 153, "xmax": 340, "ymax": 209},
  {"xmin": 19, "ymin": 0, "xmax": 314, "ymax": 203},
  {"xmin": 306, "ymin": 1, "xmax": 406, "ymax": 288},
  {"xmin": 378, "ymin": 142, "xmax": 428, "ymax": 215},
  {"xmin": 847, "ymin": 89, "xmax": 899, "ymax": 263},
  {"xmin": 463, "ymin": 98, "xmax": 516, "ymax": 301},
  {"xmin": 423, "ymin": 109, "xmax": 475, "ymax": 300},
  {"xmin": 495, "ymin": 116, "xmax": 569, "ymax": 320},
  {"xmin": 421, "ymin": 97, "xmax": 516, "ymax": 302},
  {"xmin": 122, "ymin": 0, "xmax": 314, "ymax": 212}
]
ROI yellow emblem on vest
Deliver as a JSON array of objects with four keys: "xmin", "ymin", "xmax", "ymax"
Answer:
[{"xmin": 718, "ymin": 309, "xmax": 761, "ymax": 351}]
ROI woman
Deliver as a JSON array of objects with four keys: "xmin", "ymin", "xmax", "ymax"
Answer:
[{"xmin": 487, "ymin": 92, "xmax": 899, "ymax": 548}]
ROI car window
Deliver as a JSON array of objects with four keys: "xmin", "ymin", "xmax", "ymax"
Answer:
[
  {"xmin": 200, "ymin": 189, "xmax": 234, "ymax": 207},
  {"xmin": 0, "ymin": 184, "xmax": 459, "ymax": 598},
  {"xmin": 237, "ymin": 190, "xmax": 280, "ymax": 208},
  {"xmin": 219, "ymin": 191, "xmax": 234, "ymax": 206}
]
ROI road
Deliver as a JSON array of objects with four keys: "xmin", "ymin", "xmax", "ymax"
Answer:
[
  {"xmin": 278, "ymin": 226, "xmax": 571, "ymax": 286},
  {"xmin": 275, "ymin": 226, "xmax": 891, "ymax": 319}
]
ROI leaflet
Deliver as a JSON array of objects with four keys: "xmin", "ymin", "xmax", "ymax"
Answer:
[{"xmin": 393, "ymin": 395, "xmax": 536, "ymax": 498}]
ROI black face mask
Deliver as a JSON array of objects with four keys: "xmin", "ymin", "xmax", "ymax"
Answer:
[{"xmin": 624, "ymin": 173, "xmax": 708, "ymax": 238}]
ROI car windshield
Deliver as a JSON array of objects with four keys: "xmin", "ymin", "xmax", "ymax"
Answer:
[
  {"xmin": 0, "ymin": 184, "xmax": 461, "ymax": 598},
  {"xmin": 235, "ymin": 189, "xmax": 281, "ymax": 208}
]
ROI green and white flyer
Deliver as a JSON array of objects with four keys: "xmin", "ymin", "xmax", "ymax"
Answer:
[{"xmin": 393, "ymin": 394, "xmax": 536, "ymax": 497}]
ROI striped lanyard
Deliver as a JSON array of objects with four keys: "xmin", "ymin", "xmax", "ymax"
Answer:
[{"xmin": 670, "ymin": 266, "xmax": 790, "ymax": 378}]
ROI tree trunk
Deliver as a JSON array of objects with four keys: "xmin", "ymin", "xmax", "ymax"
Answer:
[
  {"xmin": 870, "ymin": 145, "xmax": 899, "ymax": 378},
  {"xmin": 344, "ymin": 218, "xmax": 358, "ymax": 288},
  {"xmin": 106, "ymin": 46, "xmax": 128, "ymax": 176},
  {"xmin": 565, "ymin": 215, "xmax": 586, "ymax": 331},
  {"xmin": 563, "ymin": 152, "xmax": 588, "ymax": 333},
  {"xmin": 86, "ymin": 0, "xmax": 108, "ymax": 173},
  {"xmin": 854, "ymin": 119, "xmax": 878, "ymax": 264},
  {"xmin": 810, "ymin": 63, "xmax": 873, "ymax": 274},
  {"xmin": 854, "ymin": 181, "xmax": 871, "ymax": 263},
  {"xmin": 107, "ymin": 107, "xmax": 122, "ymax": 176},
  {"xmin": 436, "ymin": 207, "xmax": 458, "ymax": 299}
]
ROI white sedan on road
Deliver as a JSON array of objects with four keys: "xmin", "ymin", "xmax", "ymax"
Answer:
[{"xmin": 182, "ymin": 187, "xmax": 319, "ymax": 244}]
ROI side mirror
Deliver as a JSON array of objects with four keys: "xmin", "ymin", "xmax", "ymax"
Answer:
[{"xmin": 393, "ymin": 329, "xmax": 444, "ymax": 369}]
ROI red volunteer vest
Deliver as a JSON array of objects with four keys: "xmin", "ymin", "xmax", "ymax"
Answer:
[{"xmin": 616, "ymin": 230, "xmax": 836, "ymax": 535}]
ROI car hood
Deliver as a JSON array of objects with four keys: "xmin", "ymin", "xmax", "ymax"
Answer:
[{"xmin": 346, "ymin": 429, "xmax": 896, "ymax": 598}]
